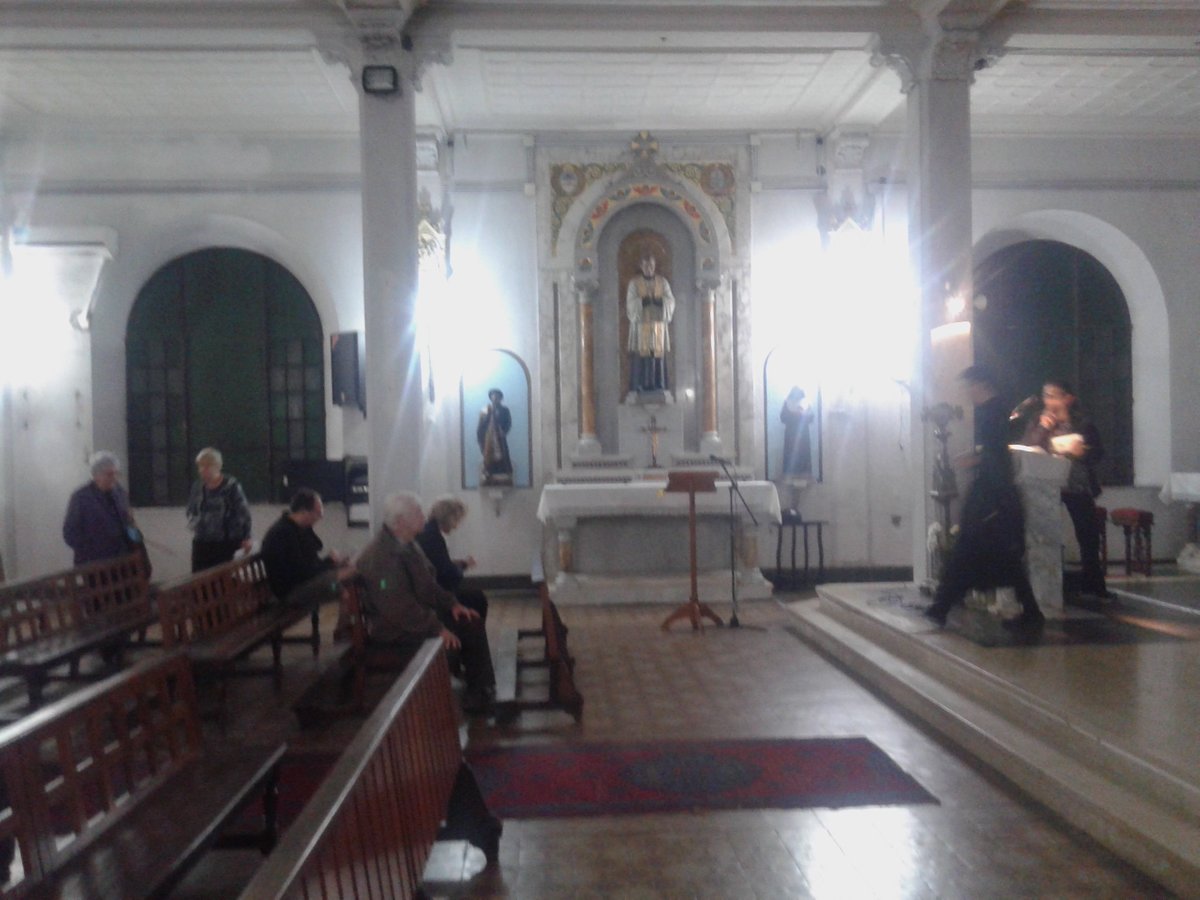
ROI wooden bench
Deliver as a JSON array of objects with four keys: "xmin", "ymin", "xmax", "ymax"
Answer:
[
  {"xmin": 156, "ymin": 554, "xmax": 314, "ymax": 724},
  {"xmin": 292, "ymin": 578, "xmax": 418, "ymax": 727},
  {"xmin": 494, "ymin": 575, "xmax": 583, "ymax": 725},
  {"xmin": 0, "ymin": 651, "xmax": 284, "ymax": 898},
  {"xmin": 240, "ymin": 639, "xmax": 501, "ymax": 898},
  {"xmin": 0, "ymin": 553, "xmax": 154, "ymax": 712}
]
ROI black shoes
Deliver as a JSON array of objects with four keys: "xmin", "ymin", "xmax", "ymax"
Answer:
[
  {"xmin": 1003, "ymin": 610, "xmax": 1046, "ymax": 630},
  {"xmin": 461, "ymin": 686, "xmax": 497, "ymax": 716},
  {"xmin": 922, "ymin": 606, "xmax": 948, "ymax": 628}
]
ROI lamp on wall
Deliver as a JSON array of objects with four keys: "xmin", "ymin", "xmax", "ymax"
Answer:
[{"xmin": 361, "ymin": 65, "xmax": 399, "ymax": 96}]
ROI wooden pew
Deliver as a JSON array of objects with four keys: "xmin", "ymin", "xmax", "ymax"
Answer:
[
  {"xmin": 495, "ymin": 573, "xmax": 584, "ymax": 725},
  {"xmin": 0, "ymin": 553, "xmax": 154, "ymax": 711},
  {"xmin": 241, "ymin": 639, "xmax": 501, "ymax": 899},
  {"xmin": 0, "ymin": 651, "xmax": 284, "ymax": 898},
  {"xmin": 292, "ymin": 578, "xmax": 418, "ymax": 727},
  {"xmin": 156, "ymin": 554, "xmax": 314, "ymax": 724}
]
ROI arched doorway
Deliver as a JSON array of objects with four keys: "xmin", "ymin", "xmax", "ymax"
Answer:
[
  {"xmin": 126, "ymin": 247, "xmax": 325, "ymax": 504},
  {"xmin": 973, "ymin": 240, "xmax": 1132, "ymax": 486}
]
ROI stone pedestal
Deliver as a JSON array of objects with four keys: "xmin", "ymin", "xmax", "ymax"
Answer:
[{"xmin": 1011, "ymin": 447, "xmax": 1070, "ymax": 614}]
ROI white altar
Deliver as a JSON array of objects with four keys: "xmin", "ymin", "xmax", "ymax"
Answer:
[
  {"xmin": 1011, "ymin": 446, "xmax": 1071, "ymax": 613},
  {"xmin": 537, "ymin": 479, "xmax": 782, "ymax": 605},
  {"xmin": 1159, "ymin": 473, "xmax": 1200, "ymax": 573}
]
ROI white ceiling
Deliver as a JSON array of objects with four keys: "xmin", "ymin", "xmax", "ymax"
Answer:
[{"xmin": 0, "ymin": 0, "xmax": 1196, "ymax": 141}]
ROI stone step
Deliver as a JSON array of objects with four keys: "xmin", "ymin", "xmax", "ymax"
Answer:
[{"xmin": 787, "ymin": 591, "xmax": 1200, "ymax": 899}]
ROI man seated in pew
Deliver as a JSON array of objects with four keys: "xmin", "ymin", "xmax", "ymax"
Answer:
[
  {"xmin": 261, "ymin": 488, "xmax": 353, "ymax": 608},
  {"xmin": 355, "ymin": 491, "xmax": 498, "ymax": 716}
]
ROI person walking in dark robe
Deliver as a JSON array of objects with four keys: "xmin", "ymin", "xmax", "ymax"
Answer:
[{"xmin": 925, "ymin": 366, "xmax": 1044, "ymax": 630}]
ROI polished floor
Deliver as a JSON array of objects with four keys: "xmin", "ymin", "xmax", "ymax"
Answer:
[{"xmin": 167, "ymin": 587, "xmax": 1184, "ymax": 898}]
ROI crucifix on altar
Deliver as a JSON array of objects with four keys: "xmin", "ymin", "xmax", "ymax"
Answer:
[{"xmin": 640, "ymin": 415, "xmax": 668, "ymax": 468}]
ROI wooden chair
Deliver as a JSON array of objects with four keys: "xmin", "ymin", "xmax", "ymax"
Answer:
[{"xmin": 1109, "ymin": 508, "xmax": 1154, "ymax": 576}]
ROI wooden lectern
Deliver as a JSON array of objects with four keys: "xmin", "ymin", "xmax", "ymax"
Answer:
[{"xmin": 661, "ymin": 470, "xmax": 725, "ymax": 631}]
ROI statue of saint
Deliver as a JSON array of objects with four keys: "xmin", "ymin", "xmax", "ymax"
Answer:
[
  {"xmin": 477, "ymin": 388, "xmax": 514, "ymax": 486},
  {"xmin": 780, "ymin": 387, "xmax": 815, "ymax": 478},
  {"xmin": 625, "ymin": 251, "xmax": 675, "ymax": 394}
]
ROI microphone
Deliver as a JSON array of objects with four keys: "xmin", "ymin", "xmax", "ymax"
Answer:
[
  {"xmin": 1009, "ymin": 395, "xmax": 1041, "ymax": 421},
  {"xmin": 709, "ymin": 454, "xmax": 733, "ymax": 464}
]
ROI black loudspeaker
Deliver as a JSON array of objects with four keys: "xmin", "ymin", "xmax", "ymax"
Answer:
[{"xmin": 330, "ymin": 331, "xmax": 366, "ymax": 414}]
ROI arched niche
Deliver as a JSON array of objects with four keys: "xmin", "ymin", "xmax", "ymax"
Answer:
[
  {"xmin": 460, "ymin": 349, "xmax": 532, "ymax": 490},
  {"xmin": 595, "ymin": 205, "xmax": 697, "ymax": 451},
  {"xmin": 763, "ymin": 347, "xmax": 822, "ymax": 484}
]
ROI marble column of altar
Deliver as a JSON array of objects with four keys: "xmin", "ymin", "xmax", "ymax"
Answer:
[
  {"xmin": 700, "ymin": 285, "xmax": 720, "ymax": 455},
  {"xmin": 576, "ymin": 285, "xmax": 600, "ymax": 457},
  {"xmin": 1011, "ymin": 448, "xmax": 1071, "ymax": 614}
]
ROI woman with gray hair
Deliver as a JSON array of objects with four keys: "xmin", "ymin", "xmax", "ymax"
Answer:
[
  {"xmin": 62, "ymin": 451, "xmax": 142, "ymax": 566},
  {"xmin": 415, "ymin": 495, "xmax": 488, "ymax": 622},
  {"xmin": 186, "ymin": 447, "xmax": 253, "ymax": 572}
]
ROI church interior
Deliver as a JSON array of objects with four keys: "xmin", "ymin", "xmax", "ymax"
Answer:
[{"xmin": 1, "ymin": 0, "xmax": 1199, "ymax": 896}]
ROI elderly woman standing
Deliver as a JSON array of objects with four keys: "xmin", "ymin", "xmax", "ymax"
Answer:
[
  {"xmin": 186, "ymin": 447, "xmax": 252, "ymax": 572},
  {"xmin": 415, "ymin": 496, "xmax": 489, "ymax": 622},
  {"xmin": 63, "ymin": 451, "xmax": 141, "ymax": 566}
]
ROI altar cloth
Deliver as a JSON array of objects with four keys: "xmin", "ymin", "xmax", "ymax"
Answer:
[{"xmin": 537, "ymin": 479, "xmax": 782, "ymax": 524}]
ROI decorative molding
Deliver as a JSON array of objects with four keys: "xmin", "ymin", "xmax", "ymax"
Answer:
[{"xmin": 928, "ymin": 31, "xmax": 982, "ymax": 84}]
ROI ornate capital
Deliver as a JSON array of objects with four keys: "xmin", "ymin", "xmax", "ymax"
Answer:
[
  {"xmin": 869, "ymin": 33, "xmax": 920, "ymax": 94},
  {"xmin": 927, "ymin": 31, "xmax": 982, "ymax": 84}
]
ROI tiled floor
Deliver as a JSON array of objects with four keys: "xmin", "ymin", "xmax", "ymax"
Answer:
[{"xmin": 171, "ymin": 591, "xmax": 1174, "ymax": 898}]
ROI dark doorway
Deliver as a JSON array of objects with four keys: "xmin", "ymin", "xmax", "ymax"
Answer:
[{"xmin": 973, "ymin": 240, "xmax": 1132, "ymax": 486}]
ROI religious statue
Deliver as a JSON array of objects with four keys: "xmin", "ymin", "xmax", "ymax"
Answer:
[
  {"xmin": 625, "ymin": 251, "xmax": 676, "ymax": 395},
  {"xmin": 477, "ymin": 388, "xmax": 514, "ymax": 486},
  {"xmin": 780, "ymin": 387, "xmax": 815, "ymax": 478}
]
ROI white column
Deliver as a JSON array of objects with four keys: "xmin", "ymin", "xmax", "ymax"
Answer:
[
  {"xmin": 357, "ymin": 52, "xmax": 421, "ymax": 527},
  {"xmin": 894, "ymin": 33, "xmax": 980, "ymax": 582}
]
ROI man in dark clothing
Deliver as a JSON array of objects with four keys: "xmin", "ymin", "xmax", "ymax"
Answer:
[
  {"xmin": 63, "ymin": 451, "xmax": 142, "ymax": 566},
  {"xmin": 356, "ymin": 491, "xmax": 496, "ymax": 715},
  {"xmin": 925, "ymin": 366, "xmax": 1044, "ymax": 630},
  {"xmin": 1021, "ymin": 378, "xmax": 1108, "ymax": 599},
  {"xmin": 260, "ymin": 488, "xmax": 348, "ymax": 607}
]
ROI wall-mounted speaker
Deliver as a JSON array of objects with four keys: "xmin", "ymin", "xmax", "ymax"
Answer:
[{"xmin": 330, "ymin": 331, "xmax": 366, "ymax": 415}]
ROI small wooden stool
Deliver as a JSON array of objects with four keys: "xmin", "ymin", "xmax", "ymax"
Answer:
[
  {"xmin": 1109, "ymin": 508, "xmax": 1153, "ymax": 576},
  {"xmin": 1094, "ymin": 505, "xmax": 1108, "ymax": 570}
]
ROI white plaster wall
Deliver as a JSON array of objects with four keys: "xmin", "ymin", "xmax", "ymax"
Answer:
[{"xmin": 4, "ymin": 130, "xmax": 1197, "ymax": 579}]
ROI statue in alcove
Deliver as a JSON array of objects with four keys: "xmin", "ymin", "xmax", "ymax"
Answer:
[
  {"xmin": 780, "ymin": 386, "xmax": 815, "ymax": 478},
  {"xmin": 625, "ymin": 251, "xmax": 676, "ymax": 394},
  {"xmin": 476, "ymin": 388, "xmax": 514, "ymax": 486}
]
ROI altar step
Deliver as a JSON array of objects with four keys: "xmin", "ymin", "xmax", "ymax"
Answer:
[{"xmin": 786, "ymin": 585, "xmax": 1200, "ymax": 899}]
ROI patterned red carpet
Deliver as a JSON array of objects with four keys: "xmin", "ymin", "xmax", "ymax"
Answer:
[{"xmin": 466, "ymin": 738, "xmax": 937, "ymax": 819}]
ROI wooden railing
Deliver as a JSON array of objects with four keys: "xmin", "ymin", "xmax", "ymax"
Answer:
[{"xmin": 241, "ymin": 639, "xmax": 501, "ymax": 899}]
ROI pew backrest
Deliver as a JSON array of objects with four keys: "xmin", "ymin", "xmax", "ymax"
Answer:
[
  {"xmin": 0, "ymin": 651, "xmax": 202, "ymax": 893},
  {"xmin": 240, "ymin": 639, "xmax": 461, "ymax": 899},
  {"xmin": 157, "ymin": 554, "xmax": 273, "ymax": 648},
  {"xmin": 0, "ymin": 554, "xmax": 150, "ymax": 654}
]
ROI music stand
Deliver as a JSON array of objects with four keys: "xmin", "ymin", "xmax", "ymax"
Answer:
[{"xmin": 661, "ymin": 470, "xmax": 725, "ymax": 631}]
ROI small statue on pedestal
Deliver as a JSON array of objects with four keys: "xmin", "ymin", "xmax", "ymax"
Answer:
[{"xmin": 477, "ymin": 388, "xmax": 514, "ymax": 486}]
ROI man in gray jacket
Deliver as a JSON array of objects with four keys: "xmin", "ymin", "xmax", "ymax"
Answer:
[{"xmin": 355, "ymin": 491, "xmax": 496, "ymax": 714}]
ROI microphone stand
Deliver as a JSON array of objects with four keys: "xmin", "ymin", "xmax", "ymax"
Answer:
[{"xmin": 711, "ymin": 457, "xmax": 757, "ymax": 628}]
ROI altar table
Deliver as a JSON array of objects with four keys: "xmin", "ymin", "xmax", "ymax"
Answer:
[{"xmin": 537, "ymin": 479, "xmax": 782, "ymax": 605}]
